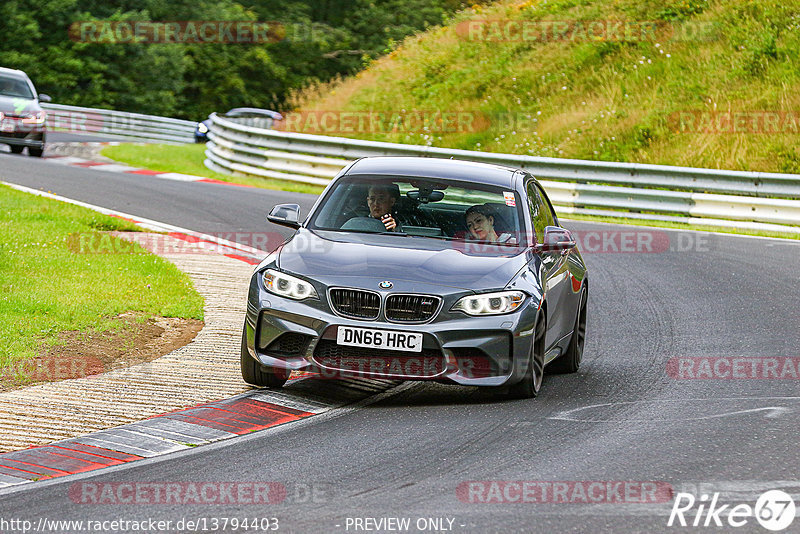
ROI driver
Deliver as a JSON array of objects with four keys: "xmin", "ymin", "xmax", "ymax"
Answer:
[{"xmin": 366, "ymin": 184, "xmax": 401, "ymax": 231}]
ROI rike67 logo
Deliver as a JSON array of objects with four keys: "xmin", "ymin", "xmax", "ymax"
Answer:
[{"xmin": 668, "ymin": 490, "xmax": 796, "ymax": 531}]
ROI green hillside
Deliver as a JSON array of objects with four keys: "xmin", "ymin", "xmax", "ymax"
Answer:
[{"xmin": 290, "ymin": 0, "xmax": 800, "ymax": 173}]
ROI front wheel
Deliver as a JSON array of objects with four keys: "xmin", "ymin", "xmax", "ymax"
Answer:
[
  {"xmin": 506, "ymin": 313, "xmax": 546, "ymax": 399},
  {"xmin": 547, "ymin": 289, "xmax": 587, "ymax": 374},
  {"xmin": 240, "ymin": 326, "xmax": 289, "ymax": 388},
  {"xmin": 9, "ymin": 146, "xmax": 24, "ymax": 154}
]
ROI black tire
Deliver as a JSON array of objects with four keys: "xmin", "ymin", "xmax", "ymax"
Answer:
[
  {"xmin": 28, "ymin": 147, "xmax": 44, "ymax": 157},
  {"xmin": 9, "ymin": 146, "xmax": 24, "ymax": 154},
  {"xmin": 240, "ymin": 326, "xmax": 288, "ymax": 388},
  {"xmin": 547, "ymin": 289, "xmax": 587, "ymax": 374},
  {"xmin": 506, "ymin": 313, "xmax": 546, "ymax": 399}
]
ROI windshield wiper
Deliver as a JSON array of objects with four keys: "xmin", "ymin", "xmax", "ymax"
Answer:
[
  {"xmin": 315, "ymin": 228, "xmax": 407, "ymax": 236},
  {"xmin": 407, "ymin": 234, "xmax": 454, "ymax": 241}
]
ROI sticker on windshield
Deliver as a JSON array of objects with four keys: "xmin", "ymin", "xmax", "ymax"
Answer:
[
  {"xmin": 13, "ymin": 98, "xmax": 29, "ymax": 115},
  {"xmin": 503, "ymin": 192, "xmax": 516, "ymax": 207}
]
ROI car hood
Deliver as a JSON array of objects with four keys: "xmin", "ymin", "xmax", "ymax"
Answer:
[
  {"xmin": 0, "ymin": 95, "xmax": 40, "ymax": 116},
  {"xmin": 277, "ymin": 229, "xmax": 529, "ymax": 292}
]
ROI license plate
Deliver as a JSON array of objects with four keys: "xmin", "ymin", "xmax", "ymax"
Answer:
[
  {"xmin": 336, "ymin": 326, "xmax": 423, "ymax": 353},
  {"xmin": 1, "ymin": 120, "xmax": 14, "ymax": 132}
]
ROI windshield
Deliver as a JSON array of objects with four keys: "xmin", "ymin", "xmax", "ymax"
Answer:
[
  {"xmin": 310, "ymin": 175, "xmax": 524, "ymax": 245},
  {"xmin": 0, "ymin": 75, "xmax": 34, "ymax": 99}
]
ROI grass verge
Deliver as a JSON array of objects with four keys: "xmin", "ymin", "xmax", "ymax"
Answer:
[
  {"xmin": 101, "ymin": 143, "xmax": 326, "ymax": 195},
  {"xmin": 0, "ymin": 183, "xmax": 204, "ymax": 387},
  {"xmin": 290, "ymin": 0, "xmax": 800, "ymax": 174}
]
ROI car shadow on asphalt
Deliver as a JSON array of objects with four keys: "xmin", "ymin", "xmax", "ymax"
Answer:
[{"xmin": 363, "ymin": 380, "xmax": 533, "ymax": 407}]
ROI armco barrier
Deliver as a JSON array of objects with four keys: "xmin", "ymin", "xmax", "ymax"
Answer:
[
  {"xmin": 204, "ymin": 113, "xmax": 800, "ymax": 233},
  {"xmin": 42, "ymin": 103, "xmax": 196, "ymax": 143}
]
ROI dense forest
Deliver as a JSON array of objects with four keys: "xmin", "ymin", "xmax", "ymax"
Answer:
[{"xmin": 0, "ymin": 0, "xmax": 473, "ymax": 119}]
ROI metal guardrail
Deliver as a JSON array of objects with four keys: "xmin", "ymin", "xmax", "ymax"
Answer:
[
  {"xmin": 42, "ymin": 103, "xmax": 196, "ymax": 144},
  {"xmin": 205, "ymin": 113, "xmax": 800, "ymax": 233}
]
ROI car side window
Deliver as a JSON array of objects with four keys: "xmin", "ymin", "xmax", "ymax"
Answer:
[
  {"xmin": 526, "ymin": 182, "xmax": 549, "ymax": 243},
  {"xmin": 535, "ymin": 183, "xmax": 557, "ymax": 228}
]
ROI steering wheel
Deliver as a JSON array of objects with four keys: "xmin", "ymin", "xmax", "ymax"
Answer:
[{"xmin": 341, "ymin": 217, "xmax": 387, "ymax": 232}]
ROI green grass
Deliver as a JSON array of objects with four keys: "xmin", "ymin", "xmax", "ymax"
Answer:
[
  {"xmin": 101, "ymin": 143, "xmax": 325, "ymax": 195},
  {"xmin": 0, "ymin": 184, "xmax": 204, "ymax": 378},
  {"xmin": 292, "ymin": 0, "xmax": 800, "ymax": 174}
]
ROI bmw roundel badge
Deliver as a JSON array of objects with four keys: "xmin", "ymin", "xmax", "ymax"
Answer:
[{"xmin": 379, "ymin": 281, "xmax": 393, "ymax": 289}]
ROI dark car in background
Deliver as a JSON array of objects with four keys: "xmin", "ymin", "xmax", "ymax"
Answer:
[
  {"xmin": 195, "ymin": 107, "xmax": 282, "ymax": 142},
  {"xmin": 0, "ymin": 67, "xmax": 51, "ymax": 157},
  {"xmin": 242, "ymin": 157, "xmax": 589, "ymax": 399}
]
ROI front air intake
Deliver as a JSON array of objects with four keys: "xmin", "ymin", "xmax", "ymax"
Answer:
[
  {"xmin": 329, "ymin": 288, "xmax": 381, "ymax": 320},
  {"xmin": 385, "ymin": 294, "xmax": 441, "ymax": 322}
]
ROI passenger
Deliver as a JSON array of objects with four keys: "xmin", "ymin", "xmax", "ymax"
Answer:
[
  {"xmin": 465, "ymin": 204, "xmax": 499, "ymax": 241},
  {"xmin": 367, "ymin": 184, "xmax": 401, "ymax": 231},
  {"xmin": 464, "ymin": 204, "xmax": 515, "ymax": 243}
]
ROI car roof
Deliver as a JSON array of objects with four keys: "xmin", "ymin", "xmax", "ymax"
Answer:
[
  {"xmin": 346, "ymin": 156, "xmax": 521, "ymax": 188},
  {"xmin": 0, "ymin": 67, "xmax": 30, "ymax": 80},
  {"xmin": 225, "ymin": 107, "xmax": 283, "ymax": 119}
]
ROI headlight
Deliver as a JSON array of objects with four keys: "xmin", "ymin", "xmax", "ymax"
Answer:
[
  {"xmin": 22, "ymin": 111, "xmax": 46, "ymax": 125},
  {"xmin": 197, "ymin": 123, "xmax": 209, "ymax": 133},
  {"xmin": 262, "ymin": 269, "xmax": 318, "ymax": 300},
  {"xmin": 452, "ymin": 290, "xmax": 526, "ymax": 316}
]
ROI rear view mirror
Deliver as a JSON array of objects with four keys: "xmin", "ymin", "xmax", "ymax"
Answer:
[
  {"xmin": 38, "ymin": 94, "xmax": 52, "ymax": 103},
  {"xmin": 267, "ymin": 204, "xmax": 301, "ymax": 229},
  {"xmin": 407, "ymin": 190, "xmax": 445, "ymax": 203},
  {"xmin": 535, "ymin": 226, "xmax": 576, "ymax": 253}
]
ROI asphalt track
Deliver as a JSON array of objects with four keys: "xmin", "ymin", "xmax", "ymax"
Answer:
[
  {"xmin": 1, "ymin": 152, "xmax": 799, "ymax": 533},
  {"xmin": 48, "ymin": 132, "xmax": 142, "ymax": 143}
]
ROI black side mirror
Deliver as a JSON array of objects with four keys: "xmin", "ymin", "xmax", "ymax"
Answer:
[
  {"xmin": 267, "ymin": 203, "xmax": 301, "ymax": 229},
  {"xmin": 38, "ymin": 94, "xmax": 52, "ymax": 103},
  {"xmin": 535, "ymin": 226, "xmax": 576, "ymax": 253}
]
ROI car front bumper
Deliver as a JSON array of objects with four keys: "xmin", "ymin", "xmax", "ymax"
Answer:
[
  {"xmin": 243, "ymin": 273, "xmax": 539, "ymax": 387},
  {"xmin": 0, "ymin": 122, "xmax": 45, "ymax": 148}
]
